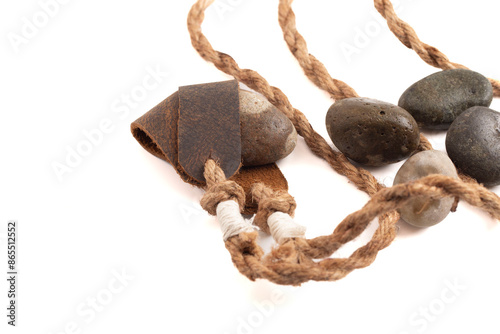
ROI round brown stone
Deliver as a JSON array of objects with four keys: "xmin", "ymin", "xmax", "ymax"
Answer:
[
  {"xmin": 325, "ymin": 97, "xmax": 420, "ymax": 166},
  {"xmin": 239, "ymin": 90, "xmax": 297, "ymax": 166}
]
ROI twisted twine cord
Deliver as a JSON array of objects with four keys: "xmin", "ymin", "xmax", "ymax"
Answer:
[
  {"xmin": 278, "ymin": 0, "xmax": 433, "ymax": 152},
  {"xmin": 251, "ymin": 183, "xmax": 297, "ymax": 234},
  {"xmin": 189, "ymin": 0, "xmax": 397, "ymax": 268},
  {"xmin": 277, "ymin": 0, "xmax": 433, "ymax": 260},
  {"xmin": 189, "ymin": 0, "xmax": 383, "ymax": 196},
  {"xmin": 188, "ymin": 0, "xmax": 500, "ymax": 285},
  {"xmin": 275, "ymin": 0, "xmax": 437, "ymax": 266},
  {"xmin": 200, "ymin": 159, "xmax": 246, "ymax": 215},
  {"xmin": 373, "ymin": 0, "xmax": 500, "ymax": 97},
  {"xmin": 277, "ymin": 0, "xmax": 358, "ymax": 101},
  {"xmin": 222, "ymin": 162, "xmax": 500, "ymax": 284},
  {"xmin": 278, "ymin": 0, "xmax": 473, "ymax": 213}
]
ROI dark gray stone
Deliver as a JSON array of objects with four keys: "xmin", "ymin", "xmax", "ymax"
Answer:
[
  {"xmin": 394, "ymin": 150, "xmax": 458, "ymax": 228},
  {"xmin": 325, "ymin": 97, "xmax": 420, "ymax": 166},
  {"xmin": 446, "ymin": 106, "xmax": 500, "ymax": 187},
  {"xmin": 239, "ymin": 90, "xmax": 297, "ymax": 166},
  {"xmin": 399, "ymin": 69, "xmax": 493, "ymax": 129}
]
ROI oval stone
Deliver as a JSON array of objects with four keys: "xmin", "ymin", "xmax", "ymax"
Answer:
[
  {"xmin": 239, "ymin": 90, "xmax": 297, "ymax": 166},
  {"xmin": 399, "ymin": 69, "xmax": 493, "ymax": 129},
  {"xmin": 446, "ymin": 106, "xmax": 500, "ymax": 187},
  {"xmin": 325, "ymin": 97, "xmax": 420, "ymax": 166},
  {"xmin": 394, "ymin": 150, "xmax": 458, "ymax": 228}
]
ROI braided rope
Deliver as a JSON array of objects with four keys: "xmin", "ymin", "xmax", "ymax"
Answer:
[
  {"xmin": 189, "ymin": 0, "xmax": 398, "ymax": 267},
  {"xmin": 277, "ymin": 0, "xmax": 433, "ymax": 152},
  {"xmin": 200, "ymin": 159, "xmax": 246, "ymax": 215},
  {"xmin": 277, "ymin": 0, "xmax": 358, "ymax": 101},
  {"xmin": 188, "ymin": 0, "xmax": 500, "ymax": 285},
  {"xmin": 373, "ymin": 0, "xmax": 500, "ymax": 97},
  {"xmin": 251, "ymin": 183, "xmax": 296, "ymax": 234},
  {"xmin": 225, "ymin": 168, "xmax": 500, "ymax": 285},
  {"xmin": 189, "ymin": 0, "xmax": 383, "ymax": 196}
]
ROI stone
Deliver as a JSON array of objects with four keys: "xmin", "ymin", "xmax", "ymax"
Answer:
[
  {"xmin": 398, "ymin": 69, "xmax": 493, "ymax": 129},
  {"xmin": 394, "ymin": 150, "xmax": 458, "ymax": 228},
  {"xmin": 446, "ymin": 106, "xmax": 500, "ymax": 187},
  {"xmin": 239, "ymin": 89, "xmax": 297, "ymax": 166},
  {"xmin": 325, "ymin": 97, "xmax": 420, "ymax": 166}
]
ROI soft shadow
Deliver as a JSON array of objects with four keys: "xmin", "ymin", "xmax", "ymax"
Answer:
[{"xmin": 395, "ymin": 218, "xmax": 428, "ymax": 238}]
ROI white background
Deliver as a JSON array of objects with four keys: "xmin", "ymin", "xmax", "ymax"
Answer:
[{"xmin": 2, "ymin": 0, "xmax": 500, "ymax": 333}]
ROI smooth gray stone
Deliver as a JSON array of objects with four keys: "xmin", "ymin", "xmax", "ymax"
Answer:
[
  {"xmin": 446, "ymin": 106, "xmax": 500, "ymax": 187},
  {"xmin": 239, "ymin": 90, "xmax": 297, "ymax": 166},
  {"xmin": 325, "ymin": 97, "xmax": 420, "ymax": 166},
  {"xmin": 394, "ymin": 150, "xmax": 458, "ymax": 228},
  {"xmin": 399, "ymin": 69, "xmax": 493, "ymax": 129}
]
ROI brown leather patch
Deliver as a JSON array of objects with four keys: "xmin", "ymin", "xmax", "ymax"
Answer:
[
  {"xmin": 131, "ymin": 81, "xmax": 290, "ymax": 214},
  {"xmin": 178, "ymin": 80, "xmax": 241, "ymax": 183},
  {"xmin": 131, "ymin": 91, "xmax": 203, "ymax": 187},
  {"xmin": 131, "ymin": 91, "xmax": 178, "ymax": 164}
]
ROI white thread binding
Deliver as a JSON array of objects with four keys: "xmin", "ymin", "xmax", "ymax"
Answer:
[
  {"xmin": 268, "ymin": 212, "xmax": 306, "ymax": 243},
  {"xmin": 216, "ymin": 200, "xmax": 254, "ymax": 241}
]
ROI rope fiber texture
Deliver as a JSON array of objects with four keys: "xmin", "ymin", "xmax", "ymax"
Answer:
[
  {"xmin": 373, "ymin": 0, "xmax": 500, "ymax": 97},
  {"xmin": 188, "ymin": 0, "xmax": 500, "ymax": 285}
]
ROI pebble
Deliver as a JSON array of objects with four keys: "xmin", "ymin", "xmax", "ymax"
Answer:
[
  {"xmin": 239, "ymin": 90, "xmax": 297, "ymax": 166},
  {"xmin": 398, "ymin": 69, "xmax": 493, "ymax": 129},
  {"xmin": 394, "ymin": 150, "xmax": 458, "ymax": 228},
  {"xmin": 446, "ymin": 106, "xmax": 500, "ymax": 187},
  {"xmin": 325, "ymin": 97, "xmax": 420, "ymax": 166}
]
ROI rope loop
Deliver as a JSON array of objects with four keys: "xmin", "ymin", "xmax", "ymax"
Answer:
[
  {"xmin": 251, "ymin": 183, "xmax": 297, "ymax": 234},
  {"xmin": 187, "ymin": 0, "xmax": 500, "ymax": 285},
  {"xmin": 200, "ymin": 159, "xmax": 246, "ymax": 215}
]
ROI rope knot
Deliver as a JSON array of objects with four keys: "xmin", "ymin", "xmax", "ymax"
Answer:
[
  {"xmin": 200, "ymin": 160, "xmax": 245, "ymax": 215},
  {"xmin": 251, "ymin": 183, "xmax": 297, "ymax": 234}
]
